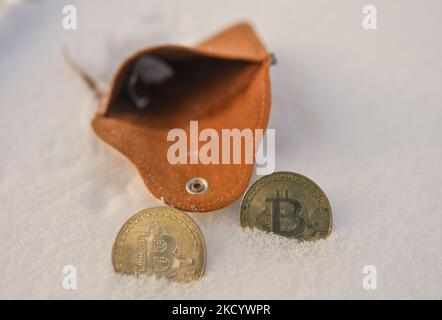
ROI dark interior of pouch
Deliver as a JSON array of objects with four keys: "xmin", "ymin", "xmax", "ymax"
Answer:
[{"xmin": 106, "ymin": 52, "xmax": 261, "ymax": 125}]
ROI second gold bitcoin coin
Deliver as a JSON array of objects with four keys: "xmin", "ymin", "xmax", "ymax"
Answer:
[
  {"xmin": 112, "ymin": 207, "xmax": 206, "ymax": 283},
  {"xmin": 240, "ymin": 172, "xmax": 332, "ymax": 241}
]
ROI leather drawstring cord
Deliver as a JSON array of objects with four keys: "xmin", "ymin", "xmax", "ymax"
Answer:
[{"xmin": 61, "ymin": 46, "xmax": 104, "ymax": 100}]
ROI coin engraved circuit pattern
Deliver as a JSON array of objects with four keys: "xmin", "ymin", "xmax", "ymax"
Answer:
[
  {"xmin": 240, "ymin": 172, "xmax": 332, "ymax": 241},
  {"xmin": 112, "ymin": 207, "xmax": 206, "ymax": 282}
]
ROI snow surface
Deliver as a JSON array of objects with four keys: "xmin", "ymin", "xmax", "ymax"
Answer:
[{"xmin": 0, "ymin": 0, "xmax": 441, "ymax": 299}]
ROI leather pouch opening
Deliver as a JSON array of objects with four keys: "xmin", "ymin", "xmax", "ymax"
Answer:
[{"xmin": 106, "ymin": 53, "xmax": 261, "ymax": 128}]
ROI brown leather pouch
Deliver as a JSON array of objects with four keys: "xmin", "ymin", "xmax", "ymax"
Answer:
[{"xmin": 92, "ymin": 22, "xmax": 272, "ymax": 212}]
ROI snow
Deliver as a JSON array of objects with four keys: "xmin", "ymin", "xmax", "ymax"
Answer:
[{"xmin": 0, "ymin": 0, "xmax": 441, "ymax": 299}]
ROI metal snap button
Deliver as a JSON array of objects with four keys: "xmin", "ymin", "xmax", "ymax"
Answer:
[{"xmin": 186, "ymin": 177, "xmax": 208, "ymax": 195}]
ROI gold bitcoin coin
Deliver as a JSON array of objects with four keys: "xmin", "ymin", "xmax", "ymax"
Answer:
[
  {"xmin": 240, "ymin": 172, "xmax": 332, "ymax": 241},
  {"xmin": 112, "ymin": 207, "xmax": 206, "ymax": 282}
]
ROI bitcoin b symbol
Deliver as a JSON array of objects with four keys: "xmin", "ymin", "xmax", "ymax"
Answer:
[
  {"xmin": 136, "ymin": 223, "xmax": 178, "ymax": 274},
  {"xmin": 265, "ymin": 189, "xmax": 305, "ymax": 237},
  {"xmin": 150, "ymin": 224, "xmax": 176, "ymax": 272}
]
